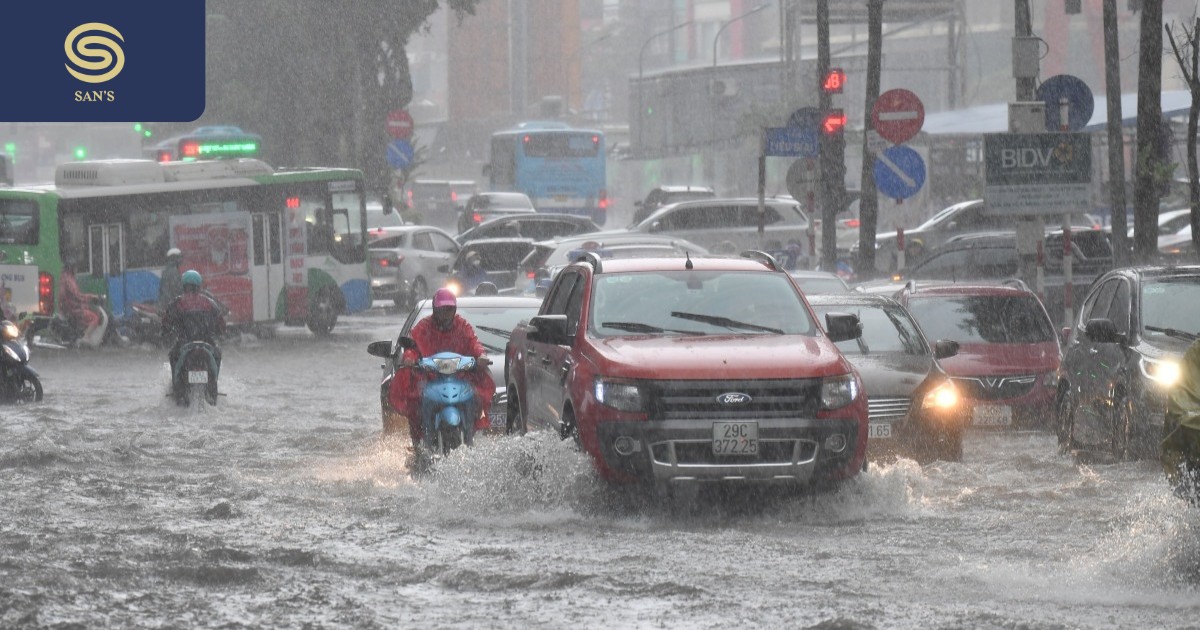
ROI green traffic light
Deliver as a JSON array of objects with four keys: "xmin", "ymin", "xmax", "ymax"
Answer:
[
  {"xmin": 144, "ymin": 130, "xmax": 153, "ymax": 138},
  {"xmin": 134, "ymin": 123, "xmax": 143, "ymax": 132},
  {"xmin": 3, "ymin": 142, "xmax": 13, "ymax": 154},
  {"xmin": 73, "ymin": 146, "xmax": 87, "ymax": 160}
]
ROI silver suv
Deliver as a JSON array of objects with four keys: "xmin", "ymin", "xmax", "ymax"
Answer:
[{"xmin": 628, "ymin": 197, "xmax": 812, "ymax": 260}]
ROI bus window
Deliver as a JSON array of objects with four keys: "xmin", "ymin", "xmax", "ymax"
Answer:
[
  {"xmin": 0, "ymin": 199, "xmax": 38, "ymax": 245},
  {"xmin": 128, "ymin": 205, "xmax": 171, "ymax": 268}
]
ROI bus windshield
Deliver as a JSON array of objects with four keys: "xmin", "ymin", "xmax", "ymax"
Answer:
[{"xmin": 0, "ymin": 199, "xmax": 38, "ymax": 245}]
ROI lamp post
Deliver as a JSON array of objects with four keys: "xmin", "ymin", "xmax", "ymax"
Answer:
[
  {"xmin": 637, "ymin": 20, "xmax": 694, "ymax": 153},
  {"xmin": 709, "ymin": 3, "xmax": 770, "ymax": 165}
]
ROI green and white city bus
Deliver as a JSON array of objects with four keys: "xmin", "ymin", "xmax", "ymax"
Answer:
[{"xmin": 0, "ymin": 158, "xmax": 370, "ymax": 336}]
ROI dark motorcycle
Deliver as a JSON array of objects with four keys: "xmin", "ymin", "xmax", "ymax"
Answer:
[
  {"xmin": 0, "ymin": 319, "xmax": 42, "ymax": 403},
  {"xmin": 171, "ymin": 340, "xmax": 220, "ymax": 406},
  {"xmin": 116, "ymin": 301, "xmax": 165, "ymax": 347}
]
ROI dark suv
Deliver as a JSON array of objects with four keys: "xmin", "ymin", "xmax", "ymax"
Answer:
[
  {"xmin": 505, "ymin": 252, "xmax": 868, "ymax": 494},
  {"xmin": 1058, "ymin": 265, "xmax": 1200, "ymax": 460},
  {"xmin": 898, "ymin": 284, "xmax": 1061, "ymax": 430}
]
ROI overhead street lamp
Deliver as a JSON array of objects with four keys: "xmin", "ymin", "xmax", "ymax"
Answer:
[
  {"xmin": 712, "ymin": 3, "xmax": 771, "ymax": 70},
  {"xmin": 709, "ymin": 4, "xmax": 769, "ymax": 166},
  {"xmin": 637, "ymin": 20, "xmax": 694, "ymax": 152}
]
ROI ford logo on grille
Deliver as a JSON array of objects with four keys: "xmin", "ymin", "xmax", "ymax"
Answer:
[{"xmin": 716, "ymin": 392, "xmax": 752, "ymax": 405}]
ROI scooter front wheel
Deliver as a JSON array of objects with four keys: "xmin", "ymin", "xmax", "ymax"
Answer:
[{"xmin": 13, "ymin": 374, "xmax": 42, "ymax": 404}]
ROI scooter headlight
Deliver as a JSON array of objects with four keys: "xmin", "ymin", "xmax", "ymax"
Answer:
[
  {"xmin": 1140, "ymin": 355, "xmax": 1182, "ymax": 387},
  {"xmin": 433, "ymin": 357, "xmax": 459, "ymax": 375},
  {"xmin": 0, "ymin": 321, "xmax": 19, "ymax": 341},
  {"xmin": 3, "ymin": 344, "xmax": 20, "ymax": 362}
]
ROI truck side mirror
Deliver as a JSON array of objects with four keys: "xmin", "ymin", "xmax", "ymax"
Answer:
[
  {"xmin": 824, "ymin": 312, "xmax": 862, "ymax": 343},
  {"xmin": 528, "ymin": 314, "xmax": 570, "ymax": 345}
]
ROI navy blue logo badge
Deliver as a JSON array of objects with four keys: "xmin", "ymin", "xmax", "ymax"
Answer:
[{"xmin": 2, "ymin": 1, "xmax": 205, "ymax": 121}]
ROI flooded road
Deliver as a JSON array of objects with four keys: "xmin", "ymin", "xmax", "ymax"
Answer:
[{"xmin": 3, "ymin": 308, "xmax": 1199, "ymax": 629}]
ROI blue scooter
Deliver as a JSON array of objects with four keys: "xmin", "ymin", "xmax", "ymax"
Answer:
[{"xmin": 394, "ymin": 336, "xmax": 478, "ymax": 456}]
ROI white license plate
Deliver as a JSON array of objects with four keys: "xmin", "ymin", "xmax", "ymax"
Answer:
[
  {"xmin": 868, "ymin": 422, "xmax": 893, "ymax": 439},
  {"xmin": 187, "ymin": 370, "xmax": 209, "ymax": 384},
  {"xmin": 713, "ymin": 421, "xmax": 758, "ymax": 455},
  {"xmin": 488, "ymin": 411, "xmax": 506, "ymax": 427},
  {"xmin": 972, "ymin": 404, "xmax": 1012, "ymax": 426}
]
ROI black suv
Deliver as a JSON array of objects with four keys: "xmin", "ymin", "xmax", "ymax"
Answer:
[{"xmin": 1058, "ymin": 265, "xmax": 1200, "ymax": 460}]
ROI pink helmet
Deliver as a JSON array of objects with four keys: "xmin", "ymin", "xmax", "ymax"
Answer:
[{"xmin": 433, "ymin": 288, "xmax": 457, "ymax": 308}]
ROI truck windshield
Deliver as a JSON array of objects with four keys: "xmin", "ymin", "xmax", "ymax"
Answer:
[{"xmin": 590, "ymin": 270, "xmax": 815, "ymax": 337}]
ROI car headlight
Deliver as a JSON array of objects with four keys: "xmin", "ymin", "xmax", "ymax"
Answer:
[
  {"xmin": 1041, "ymin": 371, "xmax": 1058, "ymax": 388},
  {"xmin": 922, "ymin": 380, "xmax": 959, "ymax": 410},
  {"xmin": 820, "ymin": 373, "xmax": 860, "ymax": 410},
  {"xmin": 1139, "ymin": 355, "xmax": 1181, "ymax": 386},
  {"xmin": 594, "ymin": 378, "xmax": 645, "ymax": 412}
]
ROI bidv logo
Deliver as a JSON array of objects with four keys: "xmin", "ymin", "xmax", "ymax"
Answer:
[
  {"xmin": 65, "ymin": 23, "xmax": 124, "ymax": 102},
  {"xmin": 716, "ymin": 392, "xmax": 753, "ymax": 405}
]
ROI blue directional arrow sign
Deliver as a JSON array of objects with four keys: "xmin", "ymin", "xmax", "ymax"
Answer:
[
  {"xmin": 764, "ymin": 127, "xmax": 819, "ymax": 158},
  {"xmin": 386, "ymin": 139, "xmax": 415, "ymax": 169},
  {"xmin": 1037, "ymin": 74, "xmax": 1094, "ymax": 132},
  {"xmin": 873, "ymin": 145, "xmax": 926, "ymax": 201}
]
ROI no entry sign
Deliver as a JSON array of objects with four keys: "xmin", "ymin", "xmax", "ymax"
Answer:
[
  {"xmin": 871, "ymin": 89, "xmax": 925, "ymax": 145},
  {"xmin": 386, "ymin": 109, "xmax": 414, "ymax": 141}
]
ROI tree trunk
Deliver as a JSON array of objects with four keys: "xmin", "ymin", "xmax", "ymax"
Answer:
[
  {"xmin": 1134, "ymin": 0, "xmax": 1164, "ymax": 262},
  {"xmin": 1103, "ymin": 0, "xmax": 1129, "ymax": 265},
  {"xmin": 857, "ymin": 0, "xmax": 883, "ymax": 278}
]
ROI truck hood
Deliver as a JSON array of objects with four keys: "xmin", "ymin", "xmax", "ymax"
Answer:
[
  {"xmin": 939, "ymin": 342, "xmax": 1059, "ymax": 377},
  {"xmin": 590, "ymin": 334, "xmax": 851, "ymax": 380}
]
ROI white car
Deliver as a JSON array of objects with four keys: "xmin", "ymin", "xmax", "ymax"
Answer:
[{"xmin": 367, "ymin": 225, "xmax": 460, "ymax": 308}]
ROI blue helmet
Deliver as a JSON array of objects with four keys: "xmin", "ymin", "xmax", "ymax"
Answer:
[{"xmin": 181, "ymin": 269, "xmax": 202, "ymax": 287}]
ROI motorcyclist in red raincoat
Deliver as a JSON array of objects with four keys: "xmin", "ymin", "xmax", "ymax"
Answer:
[{"xmin": 388, "ymin": 288, "xmax": 494, "ymax": 448}]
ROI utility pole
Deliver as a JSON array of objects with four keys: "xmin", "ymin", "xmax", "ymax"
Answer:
[
  {"xmin": 817, "ymin": 0, "xmax": 843, "ymax": 270},
  {"xmin": 1015, "ymin": 0, "xmax": 1035, "ymax": 100},
  {"xmin": 858, "ymin": 0, "xmax": 884, "ymax": 277},
  {"xmin": 1014, "ymin": 0, "xmax": 1040, "ymax": 290},
  {"xmin": 1103, "ymin": 0, "xmax": 1129, "ymax": 265}
]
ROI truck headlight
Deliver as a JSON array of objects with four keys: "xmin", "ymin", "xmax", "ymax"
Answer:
[
  {"xmin": 594, "ymin": 379, "xmax": 645, "ymax": 412},
  {"xmin": 820, "ymin": 373, "xmax": 860, "ymax": 410},
  {"xmin": 1139, "ymin": 355, "xmax": 1181, "ymax": 387}
]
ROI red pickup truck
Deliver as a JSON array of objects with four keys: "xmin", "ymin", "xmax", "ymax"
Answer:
[{"xmin": 504, "ymin": 252, "xmax": 868, "ymax": 493}]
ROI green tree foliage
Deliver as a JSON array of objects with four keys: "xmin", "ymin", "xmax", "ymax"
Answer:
[{"xmin": 201, "ymin": 1, "xmax": 480, "ymax": 195}]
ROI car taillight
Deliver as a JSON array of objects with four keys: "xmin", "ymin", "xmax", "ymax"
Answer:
[
  {"xmin": 598, "ymin": 189, "xmax": 608, "ymax": 209},
  {"xmin": 845, "ymin": 218, "xmax": 860, "ymax": 228},
  {"xmin": 526, "ymin": 270, "xmax": 536, "ymax": 279},
  {"xmin": 473, "ymin": 212, "xmax": 483, "ymax": 224},
  {"xmin": 39, "ymin": 271, "xmax": 53, "ymax": 314},
  {"xmin": 451, "ymin": 191, "xmax": 458, "ymax": 202}
]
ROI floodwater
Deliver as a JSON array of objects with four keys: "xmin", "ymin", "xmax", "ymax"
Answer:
[{"xmin": 2, "ymin": 308, "xmax": 1199, "ymax": 629}]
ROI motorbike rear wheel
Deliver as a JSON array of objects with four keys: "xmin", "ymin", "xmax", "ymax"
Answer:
[{"xmin": 438, "ymin": 426, "xmax": 463, "ymax": 455}]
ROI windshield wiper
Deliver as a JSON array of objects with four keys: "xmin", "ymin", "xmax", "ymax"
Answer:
[
  {"xmin": 670, "ymin": 311, "xmax": 784, "ymax": 335},
  {"xmin": 476, "ymin": 325, "xmax": 514, "ymax": 340},
  {"xmin": 601, "ymin": 321, "xmax": 705, "ymax": 336},
  {"xmin": 1145, "ymin": 325, "xmax": 1200, "ymax": 342}
]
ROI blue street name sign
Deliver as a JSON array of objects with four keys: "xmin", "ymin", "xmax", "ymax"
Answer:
[
  {"xmin": 873, "ymin": 145, "xmax": 926, "ymax": 201},
  {"xmin": 386, "ymin": 139, "xmax": 414, "ymax": 169},
  {"xmin": 765, "ymin": 127, "xmax": 819, "ymax": 158}
]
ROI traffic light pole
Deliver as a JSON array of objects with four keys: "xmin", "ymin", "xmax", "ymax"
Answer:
[{"xmin": 816, "ymin": 0, "xmax": 843, "ymax": 271}]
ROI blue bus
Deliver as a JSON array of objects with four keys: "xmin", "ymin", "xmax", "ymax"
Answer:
[{"xmin": 488, "ymin": 122, "xmax": 608, "ymax": 225}]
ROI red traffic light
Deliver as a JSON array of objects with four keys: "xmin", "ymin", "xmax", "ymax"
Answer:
[
  {"xmin": 822, "ymin": 68, "xmax": 846, "ymax": 94},
  {"xmin": 822, "ymin": 110, "xmax": 847, "ymax": 135}
]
